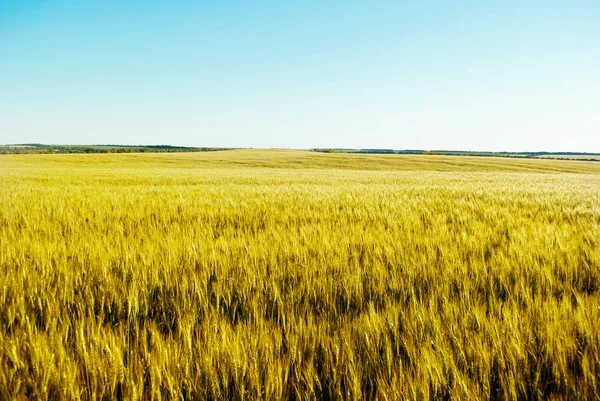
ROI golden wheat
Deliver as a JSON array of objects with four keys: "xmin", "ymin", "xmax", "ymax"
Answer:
[{"xmin": 1, "ymin": 150, "xmax": 599, "ymax": 400}]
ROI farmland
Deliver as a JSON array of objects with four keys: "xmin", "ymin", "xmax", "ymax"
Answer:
[{"xmin": 1, "ymin": 150, "xmax": 599, "ymax": 400}]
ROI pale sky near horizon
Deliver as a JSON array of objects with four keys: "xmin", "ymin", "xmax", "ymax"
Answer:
[{"xmin": 1, "ymin": 1, "xmax": 599, "ymax": 152}]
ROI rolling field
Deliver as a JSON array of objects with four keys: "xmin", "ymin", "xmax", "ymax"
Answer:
[{"xmin": 1, "ymin": 150, "xmax": 599, "ymax": 400}]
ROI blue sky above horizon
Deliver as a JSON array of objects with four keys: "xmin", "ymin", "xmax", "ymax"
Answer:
[{"xmin": 1, "ymin": 1, "xmax": 599, "ymax": 151}]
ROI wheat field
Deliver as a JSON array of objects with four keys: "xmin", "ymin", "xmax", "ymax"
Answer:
[{"xmin": 1, "ymin": 150, "xmax": 599, "ymax": 400}]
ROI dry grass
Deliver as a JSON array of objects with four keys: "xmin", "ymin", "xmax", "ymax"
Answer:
[{"xmin": 1, "ymin": 150, "xmax": 599, "ymax": 400}]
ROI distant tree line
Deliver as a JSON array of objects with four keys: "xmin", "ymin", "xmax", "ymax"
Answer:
[
  {"xmin": 312, "ymin": 148, "xmax": 600, "ymax": 161},
  {"xmin": 0, "ymin": 144, "xmax": 235, "ymax": 154}
]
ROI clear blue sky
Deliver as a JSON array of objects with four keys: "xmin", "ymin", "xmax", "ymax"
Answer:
[{"xmin": 1, "ymin": 1, "xmax": 598, "ymax": 151}]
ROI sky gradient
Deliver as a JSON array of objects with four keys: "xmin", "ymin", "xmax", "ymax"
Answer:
[{"xmin": 1, "ymin": 1, "xmax": 599, "ymax": 151}]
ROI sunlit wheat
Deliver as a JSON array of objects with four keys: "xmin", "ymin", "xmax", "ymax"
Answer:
[{"xmin": 1, "ymin": 150, "xmax": 599, "ymax": 400}]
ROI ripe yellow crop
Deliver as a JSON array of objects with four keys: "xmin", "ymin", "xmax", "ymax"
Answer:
[{"xmin": 1, "ymin": 150, "xmax": 599, "ymax": 400}]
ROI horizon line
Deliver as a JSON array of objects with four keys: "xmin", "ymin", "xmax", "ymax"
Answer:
[{"xmin": 2, "ymin": 143, "xmax": 600, "ymax": 156}]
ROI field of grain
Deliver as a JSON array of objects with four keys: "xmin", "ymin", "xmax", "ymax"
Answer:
[{"xmin": 1, "ymin": 150, "xmax": 599, "ymax": 400}]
